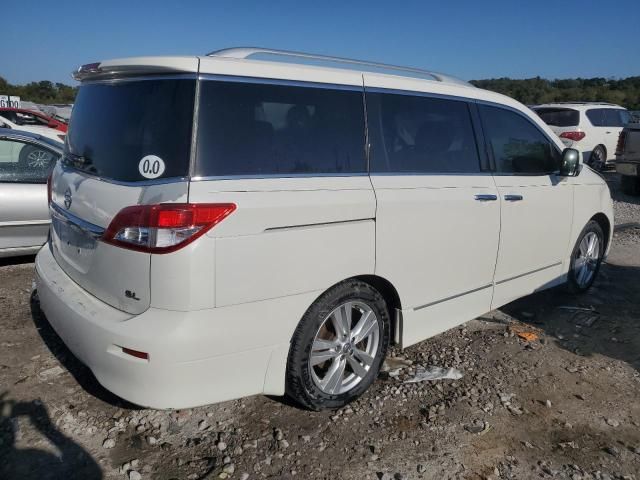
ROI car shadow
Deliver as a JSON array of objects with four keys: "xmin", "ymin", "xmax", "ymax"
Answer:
[
  {"xmin": 0, "ymin": 255, "xmax": 36, "ymax": 267},
  {"xmin": 499, "ymin": 260, "xmax": 640, "ymax": 374},
  {"xmin": 0, "ymin": 392, "xmax": 103, "ymax": 480},
  {"xmin": 603, "ymin": 171, "xmax": 640, "ymax": 207},
  {"xmin": 30, "ymin": 292, "xmax": 142, "ymax": 410}
]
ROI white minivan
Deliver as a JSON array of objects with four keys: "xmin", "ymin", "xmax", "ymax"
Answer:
[{"xmin": 36, "ymin": 49, "xmax": 614, "ymax": 410}]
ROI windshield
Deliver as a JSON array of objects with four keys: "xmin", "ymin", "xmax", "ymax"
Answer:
[{"xmin": 65, "ymin": 77, "xmax": 195, "ymax": 182}]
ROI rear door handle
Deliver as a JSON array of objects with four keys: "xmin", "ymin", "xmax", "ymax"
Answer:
[
  {"xmin": 474, "ymin": 194, "xmax": 498, "ymax": 202},
  {"xmin": 504, "ymin": 194, "xmax": 523, "ymax": 202}
]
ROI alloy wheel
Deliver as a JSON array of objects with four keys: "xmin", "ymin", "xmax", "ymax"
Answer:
[
  {"xmin": 574, "ymin": 231, "xmax": 600, "ymax": 288},
  {"xmin": 27, "ymin": 149, "xmax": 53, "ymax": 169},
  {"xmin": 309, "ymin": 301, "xmax": 380, "ymax": 395}
]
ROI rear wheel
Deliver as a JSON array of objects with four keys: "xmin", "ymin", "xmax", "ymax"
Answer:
[
  {"xmin": 620, "ymin": 175, "xmax": 640, "ymax": 196},
  {"xmin": 588, "ymin": 146, "xmax": 606, "ymax": 171},
  {"xmin": 567, "ymin": 221, "xmax": 605, "ymax": 293},
  {"xmin": 285, "ymin": 280, "xmax": 390, "ymax": 410}
]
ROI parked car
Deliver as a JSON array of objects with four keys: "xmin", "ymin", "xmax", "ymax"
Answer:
[
  {"xmin": 615, "ymin": 123, "xmax": 640, "ymax": 195},
  {"xmin": 35, "ymin": 48, "xmax": 613, "ymax": 410},
  {"xmin": 0, "ymin": 107, "xmax": 68, "ymax": 132},
  {"xmin": 532, "ymin": 102, "xmax": 631, "ymax": 170},
  {"xmin": 0, "ymin": 129, "xmax": 62, "ymax": 257},
  {"xmin": 0, "ymin": 115, "xmax": 66, "ymax": 143}
]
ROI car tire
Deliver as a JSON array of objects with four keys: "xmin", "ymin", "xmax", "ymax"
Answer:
[
  {"xmin": 566, "ymin": 220, "xmax": 605, "ymax": 294},
  {"xmin": 588, "ymin": 146, "xmax": 606, "ymax": 171},
  {"xmin": 285, "ymin": 280, "xmax": 390, "ymax": 410},
  {"xmin": 620, "ymin": 175, "xmax": 640, "ymax": 196}
]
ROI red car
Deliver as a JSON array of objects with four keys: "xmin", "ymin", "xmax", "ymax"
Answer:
[{"xmin": 0, "ymin": 108, "xmax": 68, "ymax": 133}]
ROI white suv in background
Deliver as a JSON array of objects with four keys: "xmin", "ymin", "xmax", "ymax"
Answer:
[
  {"xmin": 532, "ymin": 102, "xmax": 631, "ymax": 170},
  {"xmin": 35, "ymin": 49, "xmax": 614, "ymax": 410}
]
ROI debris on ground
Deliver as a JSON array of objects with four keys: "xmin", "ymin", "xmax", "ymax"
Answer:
[{"xmin": 403, "ymin": 366, "xmax": 463, "ymax": 383}]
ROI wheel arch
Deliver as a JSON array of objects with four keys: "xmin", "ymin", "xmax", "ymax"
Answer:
[
  {"xmin": 590, "ymin": 212, "xmax": 611, "ymax": 252},
  {"xmin": 353, "ymin": 274, "xmax": 402, "ymax": 345}
]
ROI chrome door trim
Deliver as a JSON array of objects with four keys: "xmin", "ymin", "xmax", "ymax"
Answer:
[
  {"xmin": 475, "ymin": 194, "xmax": 498, "ymax": 201},
  {"xmin": 0, "ymin": 219, "xmax": 51, "ymax": 227},
  {"xmin": 198, "ymin": 74, "xmax": 364, "ymax": 92},
  {"xmin": 495, "ymin": 262, "xmax": 562, "ymax": 285},
  {"xmin": 504, "ymin": 194, "xmax": 524, "ymax": 201},
  {"xmin": 50, "ymin": 202, "xmax": 105, "ymax": 239},
  {"xmin": 414, "ymin": 284, "xmax": 493, "ymax": 311}
]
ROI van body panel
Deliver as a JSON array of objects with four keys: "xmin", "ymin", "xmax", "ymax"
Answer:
[
  {"xmin": 370, "ymin": 174, "xmax": 500, "ymax": 345},
  {"xmin": 490, "ymin": 175, "xmax": 574, "ymax": 309},
  {"xmin": 188, "ymin": 177, "xmax": 376, "ymax": 307}
]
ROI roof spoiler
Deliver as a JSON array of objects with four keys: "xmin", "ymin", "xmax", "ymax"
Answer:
[{"xmin": 72, "ymin": 57, "xmax": 199, "ymax": 81}]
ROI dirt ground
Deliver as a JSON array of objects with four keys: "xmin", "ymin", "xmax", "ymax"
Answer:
[{"xmin": 1, "ymin": 172, "xmax": 639, "ymax": 480}]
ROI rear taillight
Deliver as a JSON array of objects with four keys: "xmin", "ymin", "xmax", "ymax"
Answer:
[
  {"xmin": 46, "ymin": 173, "xmax": 53, "ymax": 205},
  {"xmin": 560, "ymin": 131, "xmax": 586, "ymax": 141},
  {"xmin": 102, "ymin": 203, "xmax": 236, "ymax": 254},
  {"xmin": 616, "ymin": 131, "xmax": 627, "ymax": 155}
]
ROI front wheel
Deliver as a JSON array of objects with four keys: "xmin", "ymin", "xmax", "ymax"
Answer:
[
  {"xmin": 588, "ymin": 146, "xmax": 606, "ymax": 171},
  {"xmin": 567, "ymin": 221, "xmax": 605, "ymax": 293},
  {"xmin": 285, "ymin": 280, "xmax": 390, "ymax": 410}
]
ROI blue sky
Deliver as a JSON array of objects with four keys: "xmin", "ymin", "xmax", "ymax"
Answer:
[{"xmin": 3, "ymin": 0, "xmax": 639, "ymax": 85}]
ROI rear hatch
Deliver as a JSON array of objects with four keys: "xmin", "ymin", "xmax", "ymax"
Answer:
[
  {"xmin": 533, "ymin": 107, "xmax": 582, "ymax": 147},
  {"xmin": 50, "ymin": 67, "xmax": 197, "ymax": 314}
]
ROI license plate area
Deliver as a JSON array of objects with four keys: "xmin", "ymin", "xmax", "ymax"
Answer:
[{"xmin": 50, "ymin": 205, "xmax": 103, "ymax": 273}]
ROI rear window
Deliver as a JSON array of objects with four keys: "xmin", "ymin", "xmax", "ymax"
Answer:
[
  {"xmin": 195, "ymin": 80, "xmax": 366, "ymax": 177},
  {"xmin": 65, "ymin": 78, "xmax": 195, "ymax": 182},
  {"xmin": 586, "ymin": 108, "xmax": 630, "ymax": 127},
  {"xmin": 534, "ymin": 108, "xmax": 579, "ymax": 127}
]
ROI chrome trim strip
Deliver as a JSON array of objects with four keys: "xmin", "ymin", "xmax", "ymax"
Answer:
[
  {"xmin": 0, "ymin": 219, "xmax": 50, "ymax": 227},
  {"xmin": 414, "ymin": 284, "xmax": 492, "ymax": 311},
  {"xmin": 264, "ymin": 218, "xmax": 373, "ymax": 232},
  {"xmin": 364, "ymin": 86, "xmax": 477, "ymax": 104},
  {"xmin": 198, "ymin": 73, "xmax": 364, "ymax": 91},
  {"xmin": 369, "ymin": 172, "xmax": 494, "ymax": 177},
  {"xmin": 190, "ymin": 172, "xmax": 368, "ymax": 181},
  {"xmin": 59, "ymin": 164, "xmax": 189, "ymax": 187},
  {"xmin": 50, "ymin": 203, "xmax": 105, "ymax": 239},
  {"xmin": 495, "ymin": 262, "xmax": 562, "ymax": 285}
]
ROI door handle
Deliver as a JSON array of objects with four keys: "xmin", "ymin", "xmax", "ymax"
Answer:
[
  {"xmin": 504, "ymin": 194, "xmax": 524, "ymax": 202},
  {"xmin": 474, "ymin": 194, "xmax": 498, "ymax": 201}
]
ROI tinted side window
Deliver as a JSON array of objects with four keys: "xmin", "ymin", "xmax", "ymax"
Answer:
[
  {"xmin": 0, "ymin": 139, "xmax": 59, "ymax": 183},
  {"xmin": 195, "ymin": 81, "xmax": 366, "ymax": 177},
  {"xmin": 586, "ymin": 108, "xmax": 607, "ymax": 126},
  {"xmin": 603, "ymin": 109, "xmax": 629, "ymax": 127},
  {"xmin": 368, "ymin": 92, "xmax": 480, "ymax": 173},
  {"xmin": 479, "ymin": 105, "xmax": 560, "ymax": 174},
  {"xmin": 534, "ymin": 108, "xmax": 579, "ymax": 127}
]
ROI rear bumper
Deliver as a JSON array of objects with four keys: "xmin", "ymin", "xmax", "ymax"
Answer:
[{"xmin": 35, "ymin": 244, "xmax": 303, "ymax": 409}]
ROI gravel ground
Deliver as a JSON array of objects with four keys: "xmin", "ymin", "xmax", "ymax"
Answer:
[{"xmin": 1, "ymin": 173, "xmax": 639, "ymax": 480}]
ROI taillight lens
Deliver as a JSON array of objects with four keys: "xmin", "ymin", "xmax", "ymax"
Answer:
[
  {"xmin": 616, "ymin": 131, "xmax": 627, "ymax": 155},
  {"xmin": 102, "ymin": 203, "xmax": 236, "ymax": 254},
  {"xmin": 559, "ymin": 131, "xmax": 586, "ymax": 141},
  {"xmin": 46, "ymin": 172, "xmax": 53, "ymax": 205}
]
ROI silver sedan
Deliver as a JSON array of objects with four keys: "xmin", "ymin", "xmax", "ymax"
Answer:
[{"xmin": 0, "ymin": 128, "xmax": 63, "ymax": 257}]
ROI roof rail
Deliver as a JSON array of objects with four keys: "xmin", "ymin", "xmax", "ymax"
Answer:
[{"xmin": 206, "ymin": 47, "xmax": 472, "ymax": 87}]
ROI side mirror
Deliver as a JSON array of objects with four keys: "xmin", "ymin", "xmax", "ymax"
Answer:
[{"xmin": 559, "ymin": 148, "xmax": 581, "ymax": 177}]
